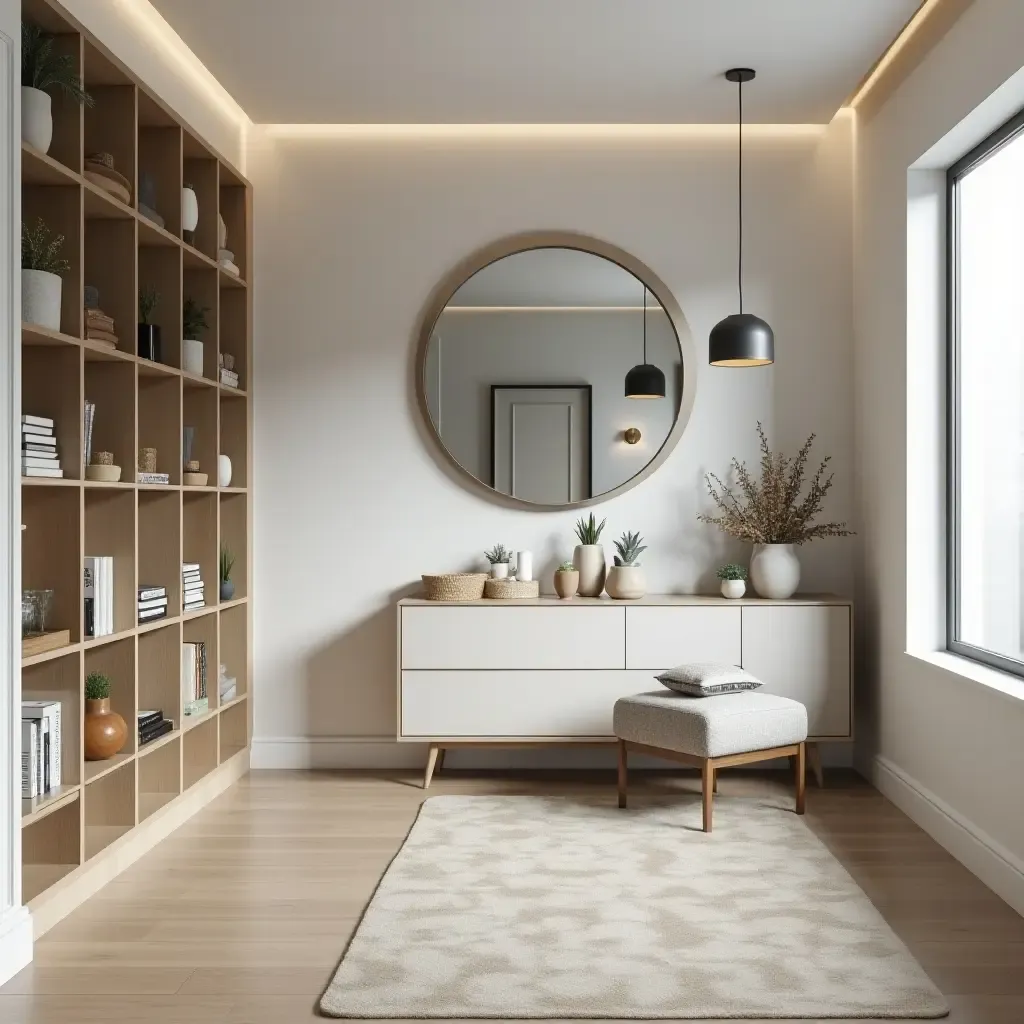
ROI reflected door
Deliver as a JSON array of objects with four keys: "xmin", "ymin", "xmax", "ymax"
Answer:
[{"xmin": 491, "ymin": 386, "xmax": 591, "ymax": 504}]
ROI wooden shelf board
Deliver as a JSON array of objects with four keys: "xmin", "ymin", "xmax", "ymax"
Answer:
[
  {"xmin": 137, "ymin": 615, "xmax": 181, "ymax": 636},
  {"xmin": 137, "ymin": 215, "xmax": 181, "ymax": 249},
  {"xmin": 137, "ymin": 358, "xmax": 180, "ymax": 379},
  {"xmin": 83, "ymin": 339, "xmax": 135, "ymax": 363},
  {"xmin": 182, "ymin": 370, "xmax": 216, "ymax": 390},
  {"xmin": 83, "ymin": 479, "xmax": 134, "ymax": 490},
  {"xmin": 83, "ymin": 178, "xmax": 135, "ymax": 220},
  {"xmin": 85, "ymin": 823, "xmax": 134, "ymax": 861},
  {"xmin": 219, "ymin": 383, "xmax": 248, "ymax": 398},
  {"xmin": 218, "ymin": 596, "xmax": 248, "ymax": 611},
  {"xmin": 137, "ymin": 483, "xmax": 180, "ymax": 492},
  {"xmin": 24, "ymin": 863, "xmax": 78, "ymax": 905},
  {"xmin": 84, "ymin": 751, "xmax": 135, "ymax": 785},
  {"xmin": 218, "ymin": 693, "xmax": 247, "ymax": 712},
  {"xmin": 21, "ymin": 476, "xmax": 79, "ymax": 488},
  {"xmin": 181, "ymin": 484, "xmax": 217, "ymax": 493},
  {"xmin": 183, "ymin": 606, "xmax": 215, "ymax": 621},
  {"xmin": 22, "ymin": 641, "xmax": 81, "ymax": 668},
  {"xmin": 21, "ymin": 141, "xmax": 80, "ymax": 186},
  {"xmin": 183, "ymin": 708, "xmax": 216, "ymax": 732},
  {"xmin": 138, "ymin": 727, "xmax": 180, "ymax": 758},
  {"xmin": 219, "ymin": 486, "xmax": 247, "ymax": 494},
  {"xmin": 219, "ymin": 267, "xmax": 246, "ymax": 289},
  {"xmin": 22, "ymin": 784, "xmax": 81, "ymax": 828},
  {"xmin": 84, "ymin": 627, "xmax": 136, "ymax": 650},
  {"xmin": 139, "ymin": 791, "xmax": 178, "ymax": 820},
  {"xmin": 182, "ymin": 241, "xmax": 217, "ymax": 271},
  {"xmin": 22, "ymin": 322, "xmax": 82, "ymax": 348}
]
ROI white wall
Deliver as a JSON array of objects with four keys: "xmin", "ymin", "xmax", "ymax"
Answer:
[
  {"xmin": 248, "ymin": 119, "xmax": 857, "ymax": 765},
  {"xmin": 854, "ymin": 0, "xmax": 1024, "ymax": 913}
]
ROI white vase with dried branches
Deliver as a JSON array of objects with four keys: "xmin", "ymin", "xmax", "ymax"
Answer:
[{"xmin": 698, "ymin": 423, "xmax": 854, "ymax": 600}]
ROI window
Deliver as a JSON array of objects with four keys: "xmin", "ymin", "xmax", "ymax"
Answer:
[{"xmin": 948, "ymin": 108, "xmax": 1024, "ymax": 676}]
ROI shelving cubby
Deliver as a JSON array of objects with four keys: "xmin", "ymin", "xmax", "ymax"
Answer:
[{"xmin": 19, "ymin": 0, "xmax": 252, "ymax": 924}]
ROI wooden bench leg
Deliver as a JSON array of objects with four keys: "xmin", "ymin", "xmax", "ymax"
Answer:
[
  {"xmin": 701, "ymin": 759, "xmax": 714, "ymax": 832},
  {"xmin": 423, "ymin": 744, "xmax": 439, "ymax": 790},
  {"xmin": 796, "ymin": 741, "xmax": 806, "ymax": 815},
  {"xmin": 436, "ymin": 747, "xmax": 446, "ymax": 773},
  {"xmin": 617, "ymin": 739, "xmax": 628, "ymax": 808},
  {"xmin": 712, "ymin": 768, "xmax": 718, "ymax": 794}
]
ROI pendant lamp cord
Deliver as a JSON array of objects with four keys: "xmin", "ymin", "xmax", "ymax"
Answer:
[
  {"xmin": 642, "ymin": 284, "xmax": 647, "ymax": 362},
  {"xmin": 738, "ymin": 77, "xmax": 744, "ymax": 315}
]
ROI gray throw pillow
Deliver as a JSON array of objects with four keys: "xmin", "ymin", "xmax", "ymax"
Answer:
[{"xmin": 655, "ymin": 662, "xmax": 763, "ymax": 697}]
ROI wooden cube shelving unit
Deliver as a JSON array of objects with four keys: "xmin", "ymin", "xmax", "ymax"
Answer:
[{"xmin": 19, "ymin": 0, "xmax": 252, "ymax": 920}]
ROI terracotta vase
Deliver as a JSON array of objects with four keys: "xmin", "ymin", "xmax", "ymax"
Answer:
[
  {"xmin": 553, "ymin": 570, "xmax": 579, "ymax": 600},
  {"xmin": 84, "ymin": 697, "xmax": 127, "ymax": 761}
]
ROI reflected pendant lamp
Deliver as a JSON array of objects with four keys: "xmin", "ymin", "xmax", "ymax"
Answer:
[
  {"xmin": 625, "ymin": 284, "xmax": 666, "ymax": 398},
  {"xmin": 709, "ymin": 68, "xmax": 775, "ymax": 367}
]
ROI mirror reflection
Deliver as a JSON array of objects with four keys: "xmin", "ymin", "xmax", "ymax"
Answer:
[{"xmin": 423, "ymin": 247, "xmax": 684, "ymax": 506}]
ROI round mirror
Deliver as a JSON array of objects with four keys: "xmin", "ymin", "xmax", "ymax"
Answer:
[{"xmin": 418, "ymin": 236, "xmax": 694, "ymax": 509}]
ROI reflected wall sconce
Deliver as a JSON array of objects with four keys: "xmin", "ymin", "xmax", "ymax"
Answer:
[{"xmin": 623, "ymin": 428, "xmax": 642, "ymax": 445}]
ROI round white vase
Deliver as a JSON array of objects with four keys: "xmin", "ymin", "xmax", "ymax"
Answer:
[
  {"xmin": 182, "ymin": 186, "xmax": 199, "ymax": 234},
  {"xmin": 720, "ymin": 578, "xmax": 746, "ymax": 599},
  {"xmin": 217, "ymin": 454, "xmax": 232, "ymax": 488},
  {"xmin": 22, "ymin": 269, "xmax": 62, "ymax": 330},
  {"xmin": 490, "ymin": 563, "xmax": 509, "ymax": 580},
  {"xmin": 750, "ymin": 544, "xmax": 801, "ymax": 599},
  {"xmin": 606, "ymin": 565, "xmax": 646, "ymax": 600},
  {"xmin": 22, "ymin": 87, "xmax": 52, "ymax": 153},
  {"xmin": 573, "ymin": 544, "xmax": 606, "ymax": 597},
  {"xmin": 183, "ymin": 338, "xmax": 204, "ymax": 375}
]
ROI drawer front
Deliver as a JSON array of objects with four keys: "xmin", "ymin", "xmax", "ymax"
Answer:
[
  {"xmin": 741, "ymin": 606, "xmax": 851, "ymax": 738},
  {"xmin": 625, "ymin": 606, "xmax": 742, "ymax": 669},
  {"xmin": 401, "ymin": 606, "xmax": 625, "ymax": 670},
  {"xmin": 401, "ymin": 670, "xmax": 654, "ymax": 737}
]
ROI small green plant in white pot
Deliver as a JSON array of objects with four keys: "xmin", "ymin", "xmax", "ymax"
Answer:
[
  {"xmin": 22, "ymin": 218, "xmax": 68, "ymax": 331},
  {"xmin": 553, "ymin": 560, "xmax": 579, "ymax": 600},
  {"xmin": 572, "ymin": 513, "xmax": 607, "ymax": 597},
  {"xmin": 220, "ymin": 544, "xmax": 235, "ymax": 601},
  {"xmin": 606, "ymin": 531, "xmax": 648, "ymax": 600},
  {"xmin": 716, "ymin": 563, "xmax": 747, "ymax": 599},
  {"xmin": 22, "ymin": 22, "xmax": 93, "ymax": 154},
  {"xmin": 484, "ymin": 543, "xmax": 511, "ymax": 580}
]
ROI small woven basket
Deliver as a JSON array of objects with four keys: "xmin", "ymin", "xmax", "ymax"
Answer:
[
  {"xmin": 138, "ymin": 447, "xmax": 157, "ymax": 473},
  {"xmin": 484, "ymin": 578, "xmax": 540, "ymax": 600},
  {"xmin": 92, "ymin": 451, "xmax": 114, "ymax": 466},
  {"xmin": 184, "ymin": 460, "xmax": 200, "ymax": 473},
  {"xmin": 421, "ymin": 573, "xmax": 488, "ymax": 601}
]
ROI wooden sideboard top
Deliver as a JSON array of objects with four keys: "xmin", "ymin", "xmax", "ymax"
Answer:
[{"xmin": 399, "ymin": 593, "xmax": 852, "ymax": 607}]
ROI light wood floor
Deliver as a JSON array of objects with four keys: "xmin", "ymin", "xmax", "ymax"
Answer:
[{"xmin": 1, "ymin": 768, "xmax": 1022, "ymax": 1023}]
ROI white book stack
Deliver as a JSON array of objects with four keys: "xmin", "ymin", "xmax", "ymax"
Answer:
[
  {"xmin": 219, "ymin": 367, "xmax": 239, "ymax": 388},
  {"xmin": 84, "ymin": 556, "xmax": 114, "ymax": 637},
  {"xmin": 138, "ymin": 585, "xmax": 168, "ymax": 624},
  {"xmin": 22, "ymin": 414, "xmax": 63, "ymax": 478},
  {"xmin": 21, "ymin": 700, "xmax": 61, "ymax": 799},
  {"xmin": 183, "ymin": 562, "xmax": 205, "ymax": 612}
]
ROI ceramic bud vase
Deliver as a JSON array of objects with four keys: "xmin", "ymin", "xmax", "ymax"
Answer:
[
  {"xmin": 22, "ymin": 87, "xmax": 52, "ymax": 153},
  {"xmin": 84, "ymin": 697, "xmax": 127, "ymax": 761},
  {"xmin": 606, "ymin": 565, "xmax": 646, "ymax": 600},
  {"xmin": 750, "ymin": 544, "xmax": 801, "ymax": 599},
  {"xmin": 22, "ymin": 269, "xmax": 62, "ymax": 330},
  {"xmin": 720, "ymin": 578, "xmax": 746, "ymax": 599},
  {"xmin": 490, "ymin": 562, "xmax": 509, "ymax": 580},
  {"xmin": 554, "ymin": 569, "xmax": 579, "ymax": 600},
  {"xmin": 516, "ymin": 551, "xmax": 533, "ymax": 582},
  {"xmin": 138, "ymin": 323, "xmax": 161, "ymax": 362},
  {"xmin": 182, "ymin": 185, "xmax": 199, "ymax": 243},
  {"xmin": 220, "ymin": 579, "xmax": 235, "ymax": 601},
  {"xmin": 217, "ymin": 454, "xmax": 233, "ymax": 488},
  {"xmin": 573, "ymin": 544, "xmax": 606, "ymax": 597}
]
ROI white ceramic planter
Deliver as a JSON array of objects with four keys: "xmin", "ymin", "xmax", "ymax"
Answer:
[
  {"xmin": 606, "ymin": 565, "xmax": 646, "ymax": 600},
  {"xmin": 183, "ymin": 338, "xmax": 204, "ymax": 375},
  {"xmin": 573, "ymin": 544, "xmax": 606, "ymax": 597},
  {"xmin": 22, "ymin": 269, "xmax": 62, "ymax": 330},
  {"xmin": 182, "ymin": 186, "xmax": 199, "ymax": 234},
  {"xmin": 720, "ymin": 578, "xmax": 746, "ymax": 599},
  {"xmin": 22, "ymin": 87, "xmax": 52, "ymax": 153},
  {"xmin": 750, "ymin": 544, "xmax": 801, "ymax": 599},
  {"xmin": 489, "ymin": 563, "xmax": 509, "ymax": 580},
  {"xmin": 217, "ymin": 454, "xmax": 233, "ymax": 488}
]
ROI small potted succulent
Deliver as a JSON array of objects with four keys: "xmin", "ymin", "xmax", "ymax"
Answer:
[
  {"xmin": 138, "ymin": 286, "xmax": 161, "ymax": 362},
  {"xmin": 84, "ymin": 672, "xmax": 127, "ymax": 761},
  {"xmin": 22, "ymin": 218, "xmax": 68, "ymax": 331},
  {"xmin": 716, "ymin": 563, "xmax": 748, "ymax": 599},
  {"xmin": 220, "ymin": 544, "xmax": 235, "ymax": 601},
  {"xmin": 182, "ymin": 296, "xmax": 209, "ymax": 376},
  {"xmin": 553, "ymin": 561, "xmax": 580, "ymax": 600},
  {"xmin": 606, "ymin": 531, "xmax": 648, "ymax": 600},
  {"xmin": 484, "ymin": 543, "xmax": 511, "ymax": 580},
  {"xmin": 572, "ymin": 513, "xmax": 607, "ymax": 597},
  {"xmin": 22, "ymin": 22, "xmax": 93, "ymax": 154}
]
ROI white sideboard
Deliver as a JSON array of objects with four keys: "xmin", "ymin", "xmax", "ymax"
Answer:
[{"xmin": 397, "ymin": 595, "xmax": 853, "ymax": 785}]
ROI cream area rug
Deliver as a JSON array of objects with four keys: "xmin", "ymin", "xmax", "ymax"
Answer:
[{"xmin": 320, "ymin": 795, "xmax": 948, "ymax": 1019}]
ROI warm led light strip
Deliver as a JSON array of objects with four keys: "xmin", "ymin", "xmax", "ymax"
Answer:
[{"xmin": 444, "ymin": 305, "xmax": 664, "ymax": 313}]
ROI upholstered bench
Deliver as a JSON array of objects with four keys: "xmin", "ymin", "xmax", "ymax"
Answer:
[{"xmin": 613, "ymin": 690, "xmax": 808, "ymax": 832}]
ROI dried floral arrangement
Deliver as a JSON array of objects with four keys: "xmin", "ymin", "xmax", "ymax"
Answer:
[{"xmin": 698, "ymin": 423, "xmax": 854, "ymax": 546}]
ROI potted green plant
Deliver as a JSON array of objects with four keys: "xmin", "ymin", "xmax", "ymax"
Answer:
[
  {"xmin": 699, "ymin": 423, "xmax": 853, "ymax": 599},
  {"xmin": 22, "ymin": 22, "xmax": 93, "ymax": 154},
  {"xmin": 716, "ymin": 563, "xmax": 748, "ymax": 599},
  {"xmin": 220, "ymin": 544, "xmax": 236, "ymax": 601},
  {"xmin": 553, "ymin": 560, "xmax": 580, "ymax": 600},
  {"xmin": 572, "ymin": 513, "xmax": 607, "ymax": 597},
  {"xmin": 138, "ymin": 286, "xmax": 161, "ymax": 362},
  {"xmin": 484, "ymin": 543, "xmax": 511, "ymax": 580},
  {"xmin": 83, "ymin": 672, "xmax": 127, "ymax": 761},
  {"xmin": 182, "ymin": 297, "xmax": 209, "ymax": 376},
  {"xmin": 22, "ymin": 218, "xmax": 69, "ymax": 331},
  {"xmin": 606, "ymin": 531, "xmax": 648, "ymax": 600}
]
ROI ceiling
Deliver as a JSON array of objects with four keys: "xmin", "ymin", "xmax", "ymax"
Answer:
[{"xmin": 150, "ymin": 0, "xmax": 920, "ymax": 124}]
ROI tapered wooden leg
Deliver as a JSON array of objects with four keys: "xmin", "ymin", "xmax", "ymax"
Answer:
[
  {"xmin": 712, "ymin": 769, "xmax": 718, "ymax": 794},
  {"xmin": 436, "ymin": 748, "xmax": 446, "ymax": 773},
  {"xmin": 807, "ymin": 742, "xmax": 824, "ymax": 788},
  {"xmin": 701, "ymin": 759, "xmax": 714, "ymax": 833},
  {"xmin": 423, "ymin": 744, "xmax": 439, "ymax": 790},
  {"xmin": 617, "ymin": 740, "xmax": 628, "ymax": 808},
  {"xmin": 795, "ymin": 742, "xmax": 806, "ymax": 815}
]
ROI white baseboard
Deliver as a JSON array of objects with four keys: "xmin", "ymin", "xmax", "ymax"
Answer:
[
  {"xmin": 872, "ymin": 754, "xmax": 1024, "ymax": 917},
  {"xmin": 0, "ymin": 906, "xmax": 32, "ymax": 986}
]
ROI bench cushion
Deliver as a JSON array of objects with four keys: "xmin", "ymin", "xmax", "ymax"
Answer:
[{"xmin": 613, "ymin": 690, "xmax": 808, "ymax": 758}]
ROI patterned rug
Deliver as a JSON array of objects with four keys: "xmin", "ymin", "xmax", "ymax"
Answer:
[{"xmin": 320, "ymin": 795, "xmax": 948, "ymax": 1019}]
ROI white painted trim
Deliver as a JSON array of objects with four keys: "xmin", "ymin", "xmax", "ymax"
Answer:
[
  {"xmin": 872, "ymin": 755, "xmax": 1024, "ymax": 917},
  {"xmin": 0, "ymin": 906, "xmax": 31, "ymax": 987}
]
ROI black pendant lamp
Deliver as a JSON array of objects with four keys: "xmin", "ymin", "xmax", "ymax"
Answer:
[
  {"xmin": 709, "ymin": 68, "xmax": 775, "ymax": 367},
  {"xmin": 625, "ymin": 284, "xmax": 666, "ymax": 398}
]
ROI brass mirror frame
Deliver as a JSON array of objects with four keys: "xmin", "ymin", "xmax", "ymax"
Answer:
[{"xmin": 415, "ymin": 231, "xmax": 698, "ymax": 511}]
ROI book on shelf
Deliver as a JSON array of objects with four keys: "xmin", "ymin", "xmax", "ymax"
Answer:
[
  {"xmin": 137, "ymin": 472, "xmax": 170, "ymax": 484},
  {"xmin": 22, "ymin": 700, "xmax": 61, "ymax": 791},
  {"xmin": 22, "ymin": 433, "xmax": 56, "ymax": 447},
  {"xmin": 181, "ymin": 641, "xmax": 208, "ymax": 715},
  {"xmin": 22, "ymin": 414, "xmax": 53, "ymax": 428},
  {"xmin": 22, "ymin": 455, "xmax": 61, "ymax": 470},
  {"xmin": 137, "ymin": 596, "xmax": 168, "ymax": 613},
  {"xmin": 182, "ymin": 562, "xmax": 200, "ymax": 573},
  {"xmin": 138, "ymin": 607, "xmax": 167, "ymax": 623},
  {"xmin": 138, "ymin": 709, "xmax": 163, "ymax": 731},
  {"xmin": 138, "ymin": 586, "xmax": 166, "ymax": 602},
  {"xmin": 22, "ymin": 466, "xmax": 64, "ymax": 478},
  {"xmin": 21, "ymin": 422, "xmax": 54, "ymax": 437},
  {"xmin": 139, "ymin": 719, "xmax": 173, "ymax": 745},
  {"xmin": 83, "ymin": 400, "xmax": 95, "ymax": 467},
  {"xmin": 22, "ymin": 446, "xmax": 57, "ymax": 458},
  {"xmin": 219, "ymin": 368, "xmax": 240, "ymax": 387},
  {"xmin": 21, "ymin": 720, "xmax": 38, "ymax": 799},
  {"xmin": 84, "ymin": 556, "xmax": 114, "ymax": 637}
]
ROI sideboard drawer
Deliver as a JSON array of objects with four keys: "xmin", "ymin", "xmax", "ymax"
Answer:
[
  {"xmin": 401, "ymin": 605, "xmax": 625, "ymax": 669},
  {"xmin": 625, "ymin": 606, "xmax": 741, "ymax": 669},
  {"xmin": 401, "ymin": 670, "xmax": 652, "ymax": 737}
]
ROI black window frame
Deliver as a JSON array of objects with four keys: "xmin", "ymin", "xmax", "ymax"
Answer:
[{"xmin": 946, "ymin": 105, "xmax": 1024, "ymax": 678}]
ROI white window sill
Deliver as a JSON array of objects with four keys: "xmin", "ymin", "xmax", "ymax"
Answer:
[{"xmin": 907, "ymin": 649, "xmax": 1024, "ymax": 704}]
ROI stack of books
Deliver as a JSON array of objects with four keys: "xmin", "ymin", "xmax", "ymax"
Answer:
[
  {"xmin": 22, "ymin": 415, "xmax": 62, "ymax": 478},
  {"xmin": 21, "ymin": 700, "xmax": 61, "ymax": 800},
  {"xmin": 181, "ymin": 641, "xmax": 208, "ymax": 717},
  {"xmin": 84, "ymin": 556, "xmax": 114, "ymax": 638},
  {"xmin": 183, "ymin": 562, "xmax": 205, "ymax": 612},
  {"xmin": 137, "ymin": 471, "xmax": 170, "ymax": 484},
  {"xmin": 138, "ymin": 708, "xmax": 173, "ymax": 747},
  {"xmin": 138, "ymin": 585, "xmax": 167, "ymax": 624},
  {"xmin": 219, "ymin": 366, "xmax": 240, "ymax": 388}
]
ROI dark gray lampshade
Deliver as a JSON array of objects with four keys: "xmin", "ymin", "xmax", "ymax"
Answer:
[
  {"xmin": 624, "ymin": 362, "xmax": 666, "ymax": 398},
  {"xmin": 708, "ymin": 313, "xmax": 774, "ymax": 367}
]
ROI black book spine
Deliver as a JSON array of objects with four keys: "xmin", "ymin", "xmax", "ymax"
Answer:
[{"xmin": 139, "ymin": 720, "xmax": 173, "ymax": 744}]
